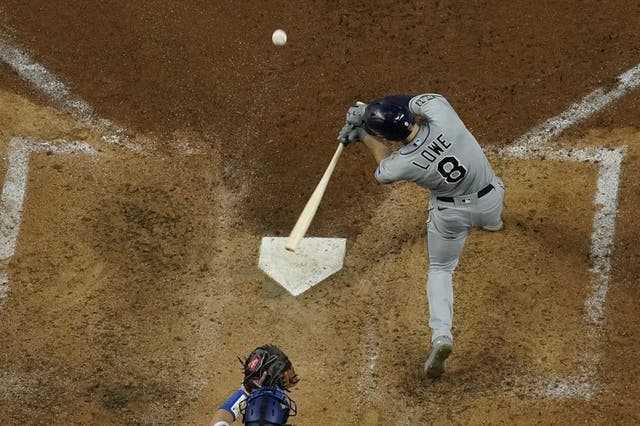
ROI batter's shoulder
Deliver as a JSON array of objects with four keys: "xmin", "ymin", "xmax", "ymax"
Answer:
[
  {"xmin": 409, "ymin": 93, "xmax": 443, "ymax": 109},
  {"xmin": 409, "ymin": 94, "xmax": 455, "ymax": 118}
]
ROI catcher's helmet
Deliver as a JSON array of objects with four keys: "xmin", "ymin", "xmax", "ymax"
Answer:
[
  {"xmin": 240, "ymin": 345, "xmax": 298, "ymax": 393},
  {"xmin": 242, "ymin": 386, "xmax": 297, "ymax": 426},
  {"xmin": 363, "ymin": 98, "xmax": 415, "ymax": 141}
]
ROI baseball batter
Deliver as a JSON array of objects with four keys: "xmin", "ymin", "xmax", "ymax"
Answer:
[{"xmin": 338, "ymin": 94, "xmax": 505, "ymax": 378}]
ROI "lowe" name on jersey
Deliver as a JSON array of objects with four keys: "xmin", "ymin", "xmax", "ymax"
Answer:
[{"xmin": 411, "ymin": 133, "xmax": 452, "ymax": 170}]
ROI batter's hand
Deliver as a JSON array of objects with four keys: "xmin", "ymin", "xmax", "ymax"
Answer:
[
  {"xmin": 346, "ymin": 104, "xmax": 367, "ymax": 126},
  {"xmin": 337, "ymin": 123, "xmax": 365, "ymax": 146},
  {"xmin": 337, "ymin": 123, "xmax": 354, "ymax": 145},
  {"xmin": 347, "ymin": 125, "xmax": 366, "ymax": 144}
]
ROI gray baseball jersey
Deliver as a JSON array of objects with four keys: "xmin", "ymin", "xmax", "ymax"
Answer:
[{"xmin": 374, "ymin": 94, "xmax": 496, "ymax": 198}]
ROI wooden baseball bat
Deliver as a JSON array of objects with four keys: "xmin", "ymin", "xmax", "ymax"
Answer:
[{"xmin": 285, "ymin": 142, "xmax": 344, "ymax": 252}]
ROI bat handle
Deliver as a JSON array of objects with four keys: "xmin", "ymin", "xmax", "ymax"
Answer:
[{"xmin": 285, "ymin": 143, "xmax": 344, "ymax": 252}]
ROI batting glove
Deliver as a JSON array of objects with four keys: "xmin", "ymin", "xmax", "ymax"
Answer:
[
  {"xmin": 337, "ymin": 123, "xmax": 354, "ymax": 145},
  {"xmin": 349, "ymin": 125, "xmax": 366, "ymax": 144},
  {"xmin": 345, "ymin": 103, "xmax": 366, "ymax": 126}
]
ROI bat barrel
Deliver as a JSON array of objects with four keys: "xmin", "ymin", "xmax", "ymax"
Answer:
[{"xmin": 285, "ymin": 143, "xmax": 344, "ymax": 251}]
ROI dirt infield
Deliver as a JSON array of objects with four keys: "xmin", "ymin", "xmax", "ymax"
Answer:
[{"xmin": 1, "ymin": 2, "xmax": 640, "ymax": 425}]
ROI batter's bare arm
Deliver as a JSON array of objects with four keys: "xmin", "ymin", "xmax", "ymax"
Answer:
[
  {"xmin": 362, "ymin": 134, "xmax": 391, "ymax": 165},
  {"xmin": 210, "ymin": 408, "xmax": 234, "ymax": 425}
]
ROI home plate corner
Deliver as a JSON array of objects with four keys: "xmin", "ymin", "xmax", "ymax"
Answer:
[{"xmin": 258, "ymin": 237, "xmax": 346, "ymax": 296}]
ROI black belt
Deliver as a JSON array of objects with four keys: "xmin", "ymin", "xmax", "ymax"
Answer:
[{"xmin": 436, "ymin": 184, "xmax": 495, "ymax": 203}]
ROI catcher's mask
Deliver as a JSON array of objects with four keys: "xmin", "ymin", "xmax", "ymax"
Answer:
[
  {"xmin": 241, "ymin": 386, "xmax": 297, "ymax": 426},
  {"xmin": 363, "ymin": 98, "xmax": 415, "ymax": 141}
]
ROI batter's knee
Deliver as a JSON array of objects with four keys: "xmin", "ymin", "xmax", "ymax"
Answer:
[{"xmin": 428, "ymin": 259, "xmax": 459, "ymax": 273}]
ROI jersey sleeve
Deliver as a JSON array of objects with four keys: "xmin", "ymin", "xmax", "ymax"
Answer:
[
  {"xmin": 219, "ymin": 388, "xmax": 249, "ymax": 421},
  {"xmin": 375, "ymin": 151, "xmax": 407, "ymax": 184},
  {"xmin": 408, "ymin": 93, "xmax": 448, "ymax": 117}
]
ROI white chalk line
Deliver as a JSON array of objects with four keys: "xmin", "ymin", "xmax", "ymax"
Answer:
[
  {"xmin": 0, "ymin": 271, "xmax": 7, "ymax": 307},
  {"xmin": 503, "ymin": 63, "xmax": 640, "ymax": 156},
  {"xmin": 0, "ymin": 30, "xmax": 202, "ymax": 156},
  {"xmin": 0, "ymin": 31, "xmax": 142, "ymax": 152},
  {"xmin": 355, "ymin": 305, "xmax": 381, "ymax": 406},
  {"xmin": 530, "ymin": 147, "xmax": 624, "ymax": 323},
  {"xmin": 0, "ymin": 137, "xmax": 97, "ymax": 308},
  {"xmin": 503, "ymin": 146, "xmax": 625, "ymax": 400},
  {"xmin": 497, "ymin": 62, "xmax": 639, "ymax": 399}
]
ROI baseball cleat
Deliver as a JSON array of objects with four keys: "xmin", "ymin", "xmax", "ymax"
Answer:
[{"xmin": 424, "ymin": 335, "xmax": 453, "ymax": 378}]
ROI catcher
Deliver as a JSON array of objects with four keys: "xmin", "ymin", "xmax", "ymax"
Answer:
[{"xmin": 210, "ymin": 344, "xmax": 299, "ymax": 426}]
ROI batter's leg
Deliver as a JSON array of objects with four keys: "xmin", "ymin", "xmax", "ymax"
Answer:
[
  {"xmin": 478, "ymin": 177, "xmax": 506, "ymax": 231},
  {"xmin": 425, "ymin": 221, "xmax": 468, "ymax": 342}
]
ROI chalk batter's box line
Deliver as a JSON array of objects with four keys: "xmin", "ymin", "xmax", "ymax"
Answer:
[
  {"xmin": 500, "ymin": 145, "xmax": 624, "ymax": 400},
  {"xmin": 489, "ymin": 62, "xmax": 639, "ymax": 400},
  {"xmin": 0, "ymin": 137, "xmax": 97, "ymax": 307},
  {"xmin": 494, "ymin": 63, "xmax": 637, "ymax": 401},
  {"xmin": 0, "ymin": 31, "xmax": 142, "ymax": 152}
]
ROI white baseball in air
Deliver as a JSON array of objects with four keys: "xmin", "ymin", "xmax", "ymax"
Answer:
[{"xmin": 272, "ymin": 29, "xmax": 287, "ymax": 46}]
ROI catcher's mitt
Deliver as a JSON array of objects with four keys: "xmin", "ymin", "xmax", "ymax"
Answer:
[{"xmin": 240, "ymin": 345, "xmax": 299, "ymax": 392}]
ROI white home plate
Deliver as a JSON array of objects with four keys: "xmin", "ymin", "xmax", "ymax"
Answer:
[{"xmin": 258, "ymin": 237, "xmax": 346, "ymax": 296}]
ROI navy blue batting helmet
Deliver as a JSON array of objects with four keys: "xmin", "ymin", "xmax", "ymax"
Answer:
[
  {"xmin": 241, "ymin": 386, "xmax": 297, "ymax": 426},
  {"xmin": 363, "ymin": 98, "xmax": 415, "ymax": 141}
]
